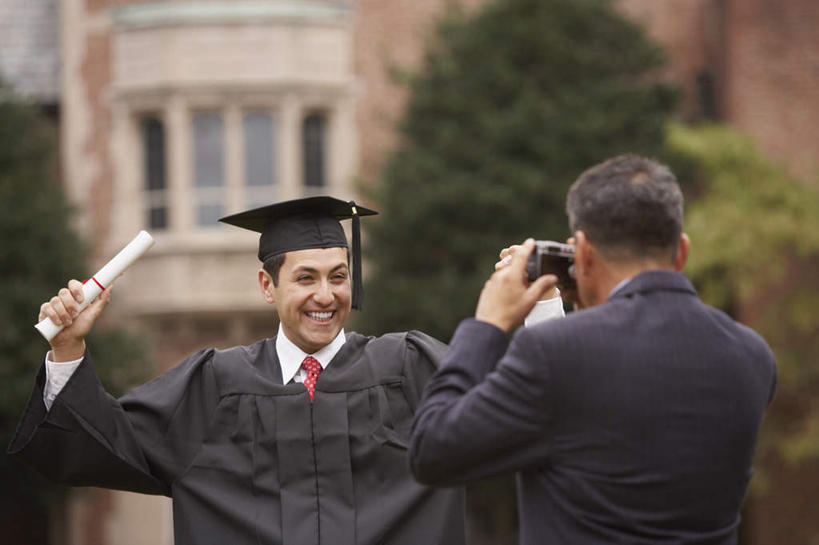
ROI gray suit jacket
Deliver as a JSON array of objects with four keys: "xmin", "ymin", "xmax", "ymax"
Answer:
[{"xmin": 410, "ymin": 271, "xmax": 776, "ymax": 545}]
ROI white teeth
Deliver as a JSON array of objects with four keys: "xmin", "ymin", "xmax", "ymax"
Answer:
[{"xmin": 307, "ymin": 311, "xmax": 333, "ymax": 321}]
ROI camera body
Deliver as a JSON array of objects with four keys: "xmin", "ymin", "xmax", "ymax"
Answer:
[{"xmin": 526, "ymin": 240, "xmax": 576, "ymax": 287}]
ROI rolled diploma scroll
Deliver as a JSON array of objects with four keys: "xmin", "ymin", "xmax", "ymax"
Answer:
[{"xmin": 34, "ymin": 230, "xmax": 155, "ymax": 342}]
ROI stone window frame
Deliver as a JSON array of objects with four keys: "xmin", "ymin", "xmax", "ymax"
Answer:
[{"xmin": 122, "ymin": 88, "xmax": 344, "ymax": 245}]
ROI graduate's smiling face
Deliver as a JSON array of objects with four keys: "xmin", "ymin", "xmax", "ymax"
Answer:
[{"xmin": 259, "ymin": 247, "xmax": 351, "ymax": 354}]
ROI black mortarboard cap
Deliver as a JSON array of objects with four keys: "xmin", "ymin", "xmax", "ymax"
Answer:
[{"xmin": 219, "ymin": 196, "xmax": 377, "ymax": 309}]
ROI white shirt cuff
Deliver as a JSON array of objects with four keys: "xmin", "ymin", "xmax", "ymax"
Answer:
[
  {"xmin": 524, "ymin": 294, "xmax": 565, "ymax": 327},
  {"xmin": 43, "ymin": 351, "xmax": 84, "ymax": 411}
]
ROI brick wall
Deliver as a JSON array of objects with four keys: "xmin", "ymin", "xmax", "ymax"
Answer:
[
  {"xmin": 352, "ymin": 0, "xmax": 485, "ymax": 186},
  {"xmin": 724, "ymin": 0, "xmax": 819, "ymax": 180},
  {"xmin": 616, "ymin": 0, "xmax": 712, "ymax": 118},
  {"xmin": 620, "ymin": 0, "xmax": 819, "ymax": 181}
]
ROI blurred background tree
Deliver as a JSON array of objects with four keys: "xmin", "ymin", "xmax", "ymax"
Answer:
[
  {"xmin": 359, "ymin": 0, "xmax": 677, "ymax": 344},
  {"xmin": 0, "ymin": 85, "xmax": 149, "ymax": 544}
]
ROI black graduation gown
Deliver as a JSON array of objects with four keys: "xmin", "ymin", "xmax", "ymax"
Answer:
[{"xmin": 8, "ymin": 331, "xmax": 465, "ymax": 545}]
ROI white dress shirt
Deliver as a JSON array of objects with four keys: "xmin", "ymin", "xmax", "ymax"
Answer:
[
  {"xmin": 275, "ymin": 323, "xmax": 346, "ymax": 385},
  {"xmin": 524, "ymin": 290, "xmax": 565, "ymax": 327}
]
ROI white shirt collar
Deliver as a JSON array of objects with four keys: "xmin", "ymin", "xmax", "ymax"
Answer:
[{"xmin": 275, "ymin": 323, "xmax": 346, "ymax": 385}]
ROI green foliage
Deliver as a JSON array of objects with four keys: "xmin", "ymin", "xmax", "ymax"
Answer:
[
  {"xmin": 359, "ymin": 0, "xmax": 677, "ymax": 340},
  {"xmin": 0, "ymin": 92, "xmax": 83, "ymax": 425},
  {"xmin": 667, "ymin": 123, "xmax": 819, "ymax": 467},
  {"xmin": 0, "ymin": 86, "xmax": 149, "ymax": 522}
]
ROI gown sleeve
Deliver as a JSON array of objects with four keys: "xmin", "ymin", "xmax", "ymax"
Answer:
[
  {"xmin": 397, "ymin": 330, "xmax": 449, "ymax": 411},
  {"xmin": 7, "ymin": 348, "xmax": 221, "ymax": 496}
]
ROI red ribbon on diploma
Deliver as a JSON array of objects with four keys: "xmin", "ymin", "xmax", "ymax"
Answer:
[{"xmin": 82, "ymin": 277, "xmax": 106, "ymax": 291}]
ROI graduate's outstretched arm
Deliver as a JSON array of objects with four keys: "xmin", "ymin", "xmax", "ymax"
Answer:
[
  {"xmin": 38, "ymin": 279, "xmax": 111, "ymax": 361},
  {"xmin": 9, "ymin": 345, "xmax": 220, "ymax": 496}
]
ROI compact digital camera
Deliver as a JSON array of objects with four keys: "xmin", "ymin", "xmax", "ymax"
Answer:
[{"xmin": 526, "ymin": 240, "xmax": 576, "ymax": 287}]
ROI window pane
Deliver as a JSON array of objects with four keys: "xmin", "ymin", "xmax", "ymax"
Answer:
[
  {"xmin": 244, "ymin": 112, "xmax": 274, "ymax": 187},
  {"xmin": 143, "ymin": 117, "xmax": 166, "ymax": 191},
  {"xmin": 194, "ymin": 186, "xmax": 225, "ymax": 226},
  {"xmin": 149, "ymin": 207, "xmax": 168, "ymax": 229},
  {"xmin": 197, "ymin": 203, "xmax": 223, "ymax": 226},
  {"xmin": 246, "ymin": 186, "xmax": 278, "ymax": 210},
  {"xmin": 192, "ymin": 112, "xmax": 224, "ymax": 225},
  {"xmin": 193, "ymin": 113, "xmax": 224, "ymax": 188},
  {"xmin": 142, "ymin": 116, "xmax": 168, "ymax": 230},
  {"xmin": 244, "ymin": 111, "xmax": 277, "ymax": 208},
  {"xmin": 303, "ymin": 113, "xmax": 326, "ymax": 188}
]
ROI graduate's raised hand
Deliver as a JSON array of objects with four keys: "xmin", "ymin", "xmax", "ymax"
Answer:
[
  {"xmin": 38, "ymin": 279, "xmax": 113, "ymax": 361},
  {"xmin": 477, "ymin": 239, "xmax": 557, "ymax": 332}
]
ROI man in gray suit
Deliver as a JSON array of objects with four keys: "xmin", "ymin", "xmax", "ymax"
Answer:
[{"xmin": 409, "ymin": 155, "xmax": 776, "ymax": 544}]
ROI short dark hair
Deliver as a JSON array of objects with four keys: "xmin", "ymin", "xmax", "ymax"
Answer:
[
  {"xmin": 566, "ymin": 154, "xmax": 683, "ymax": 262},
  {"xmin": 262, "ymin": 247, "xmax": 351, "ymax": 287},
  {"xmin": 263, "ymin": 253, "xmax": 288, "ymax": 286}
]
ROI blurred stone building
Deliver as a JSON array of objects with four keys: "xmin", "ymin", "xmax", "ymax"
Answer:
[{"xmin": 2, "ymin": 0, "xmax": 818, "ymax": 543}]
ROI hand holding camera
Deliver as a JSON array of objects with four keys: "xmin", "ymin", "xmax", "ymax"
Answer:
[
  {"xmin": 477, "ymin": 239, "xmax": 559, "ymax": 332},
  {"xmin": 496, "ymin": 239, "xmax": 581, "ymax": 309}
]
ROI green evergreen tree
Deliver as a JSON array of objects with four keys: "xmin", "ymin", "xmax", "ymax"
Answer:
[
  {"xmin": 0, "ymin": 85, "xmax": 148, "ymax": 543},
  {"xmin": 359, "ymin": 0, "xmax": 677, "ymax": 341}
]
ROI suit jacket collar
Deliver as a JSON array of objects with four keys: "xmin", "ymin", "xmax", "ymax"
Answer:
[{"xmin": 608, "ymin": 270, "xmax": 697, "ymax": 301}]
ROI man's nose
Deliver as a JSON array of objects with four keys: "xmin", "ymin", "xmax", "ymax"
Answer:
[{"xmin": 313, "ymin": 280, "xmax": 334, "ymax": 305}]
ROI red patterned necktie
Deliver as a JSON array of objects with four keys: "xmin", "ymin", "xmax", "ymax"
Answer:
[{"xmin": 301, "ymin": 356, "xmax": 322, "ymax": 401}]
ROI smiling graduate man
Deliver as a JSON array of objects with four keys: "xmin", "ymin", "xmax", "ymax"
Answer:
[{"xmin": 8, "ymin": 196, "xmax": 465, "ymax": 545}]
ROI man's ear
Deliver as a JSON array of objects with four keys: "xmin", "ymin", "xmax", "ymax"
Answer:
[
  {"xmin": 574, "ymin": 231, "xmax": 594, "ymax": 278},
  {"xmin": 258, "ymin": 269, "xmax": 276, "ymax": 304},
  {"xmin": 674, "ymin": 233, "xmax": 690, "ymax": 271}
]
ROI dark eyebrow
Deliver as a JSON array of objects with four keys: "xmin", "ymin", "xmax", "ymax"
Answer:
[
  {"xmin": 330, "ymin": 263, "xmax": 349, "ymax": 273},
  {"xmin": 292, "ymin": 263, "xmax": 349, "ymax": 275}
]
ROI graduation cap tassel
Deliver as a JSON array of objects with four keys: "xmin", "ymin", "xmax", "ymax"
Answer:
[{"xmin": 350, "ymin": 201, "xmax": 363, "ymax": 310}]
